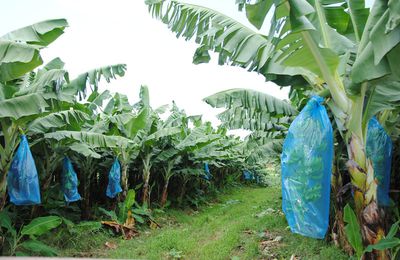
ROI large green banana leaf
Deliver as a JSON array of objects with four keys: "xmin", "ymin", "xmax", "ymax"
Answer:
[
  {"xmin": 0, "ymin": 19, "xmax": 68, "ymax": 82},
  {"xmin": 44, "ymin": 131, "xmax": 134, "ymax": 149},
  {"xmin": 0, "ymin": 93, "xmax": 48, "ymax": 119}
]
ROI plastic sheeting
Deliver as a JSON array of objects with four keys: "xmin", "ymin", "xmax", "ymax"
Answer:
[
  {"xmin": 106, "ymin": 159, "xmax": 122, "ymax": 198},
  {"xmin": 366, "ymin": 117, "xmax": 392, "ymax": 206},
  {"xmin": 61, "ymin": 157, "xmax": 81, "ymax": 202},
  {"xmin": 7, "ymin": 135, "xmax": 41, "ymax": 205},
  {"xmin": 281, "ymin": 96, "xmax": 333, "ymax": 239}
]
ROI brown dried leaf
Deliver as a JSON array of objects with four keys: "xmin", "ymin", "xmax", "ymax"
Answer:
[
  {"xmin": 102, "ymin": 220, "xmax": 138, "ymax": 240},
  {"xmin": 104, "ymin": 241, "xmax": 118, "ymax": 250},
  {"xmin": 101, "ymin": 221, "xmax": 121, "ymax": 233},
  {"xmin": 122, "ymin": 226, "xmax": 138, "ymax": 240}
]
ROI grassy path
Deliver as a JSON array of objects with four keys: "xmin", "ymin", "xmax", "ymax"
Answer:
[{"xmin": 90, "ymin": 186, "xmax": 347, "ymax": 259}]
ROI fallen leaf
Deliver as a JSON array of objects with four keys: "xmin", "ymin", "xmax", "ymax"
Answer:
[
  {"xmin": 122, "ymin": 226, "xmax": 139, "ymax": 240},
  {"xmin": 104, "ymin": 241, "xmax": 118, "ymax": 250},
  {"xmin": 101, "ymin": 220, "xmax": 139, "ymax": 240},
  {"xmin": 102, "ymin": 221, "xmax": 122, "ymax": 233}
]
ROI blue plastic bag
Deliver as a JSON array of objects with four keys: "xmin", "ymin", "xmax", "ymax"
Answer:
[
  {"xmin": 61, "ymin": 157, "xmax": 81, "ymax": 202},
  {"xmin": 243, "ymin": 170, "xmax": 254, "ymax": 180},
  {"xmin": 106, "ymin": 159, "xmax": 122, "ymax": 198},
  {"xmin": 366, "ymin": 117, "xmax": 392, "ymax": 206},
  {"xmin": 281, "ymin": 96, "xmax": 333, "ymax": 239},
  {"xmin": 7, "ymin": 135, "xmax": 41, "ymax": 205},
  {"xmin": 203, "ymin": 163, "xmax": 212, "ymax": 180}
]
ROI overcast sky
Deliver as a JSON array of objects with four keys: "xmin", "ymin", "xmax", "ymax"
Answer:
[{"xmin": 1, "ymin": 0, "xmax": 289, "ymax": 127}]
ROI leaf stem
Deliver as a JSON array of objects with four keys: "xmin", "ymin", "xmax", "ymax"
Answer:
[
  {"xmin": 314, "ymin": 0, "xmax": 331, "ymax": 47},
  {"xmin": 347, "ymin": 0, "xmax": 361, "ymax": 42},
  {"xmin": 301, "ymin": 32, "xmax": 348, "ymax": 112}
]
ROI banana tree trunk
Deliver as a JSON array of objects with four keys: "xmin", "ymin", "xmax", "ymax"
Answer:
[
  {"xmin": 346, "ymin": 134, "xmax": 387, "ymax": 259},
  {"xmin": 328, "ymin": 84, "xmax": 387, "ymax": 258},
  {"xmin": 142, "ymin": 173, "xmax": 150, "ymax": 206},
  {"xmin": 0, "ymin": 172, "xmax": 8, "ymax": 211},
  {"xmin": 0, "ymin": 123, "xmax": 19, "ymax": 211},
  {"xmin": 81, "ymin": 158, "xmax": 95, "ymax": 220},
  {"xmin": 82, "ymin": 182, "xmax": 91, "ymax": 220},
  {"xmin": 160, "ymin": 162, "xmax": 174, "ymax": 208},
  {"xmin": 0, "ymin": 158, "xmax": 12, "ymax": 201},
  {"xmin": 331, "ymin": 150, "xmax": 353, "ymax": 254},
  {"xmin": 141, "ymin": 154, "xmax": 152, "ymax": 206},
  {"xmin": 41, "ymin": 151, "xmax": 59, "ymax": 203},
  {"xmin": 121, "ymin": 163, "xmax": 129, "ymax": 198},
  {"xmin": 160, "ymin": 178, "xmax": 170, "ymax": 208},
  {"xmin": 178, "ymin": 177, "xmax": 189, "ymax": 206}
]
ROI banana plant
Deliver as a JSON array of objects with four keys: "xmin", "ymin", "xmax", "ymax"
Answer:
[
  {"xmin": 203, "ymin": 88, "xmax": 296, "ymax": 177},
  {"xmin": 153, "ymin": 103, "xmax": 223, "ymax": 207},
  {"xmin": 204, "ymin": 88, "xmax": 297, "ymax": 132},
  {"xmin": 0, "ymin": 210, "xmax": 62, "ymax": 256},
  {"xmin": 146, "ymin": 0, "xmax": 400, "ymax": 254},
  {"xmin": 204, "ymin": 89, "xmax": 296, "ymax": 160},
  {"xmin": 117, "ymin": 86, "xmax": 183, "ymax": 205},
  {"xmin": 175, "ymin": 166, "xmax": 205, "ymax": 205},
  {"xmin": 27, "ymin": 110, "xmax": 91, "ymax": 203},
  {"xmin": 44, "ymin": 125, "xmax": 134, "ymax": 219},
  {"xmin": 102, "ymin": 90, "xmax": 150, "ymax": 197},
  {"xmin": 138, "ymin": 117, "xmax": 182, "ymax": 206},
  {"xmin": 42, "ymin": 97, "xmax": 135, "ymax": 206},
  {"xmin": 0, "ymin": 20, "xmax": 68, "ymax": 208}
]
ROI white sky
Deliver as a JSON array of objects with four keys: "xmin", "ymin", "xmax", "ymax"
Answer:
[{"xmin": 0, "ymin": 0, "xmax": 288, "ymax": 127}]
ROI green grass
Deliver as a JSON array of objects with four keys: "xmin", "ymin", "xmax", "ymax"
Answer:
[{"xmin": 60, "ymin": 186, "xmax": 348, "ymax": 259}]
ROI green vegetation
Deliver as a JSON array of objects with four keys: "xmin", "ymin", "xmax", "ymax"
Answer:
[
  {"xmin": 1, "ymin": 0, "xmax": 400, "ymax": 258},
  {"xmin": 146, "ymin": 0, "xmax": 400, "ymax": 257},
  {"xmin": 0, "ymin": 19, "xmax": 273, "ymax": 257},
  {"xmin": 57, "ymin": 186, "xmax": 347, "ymax": 260}
]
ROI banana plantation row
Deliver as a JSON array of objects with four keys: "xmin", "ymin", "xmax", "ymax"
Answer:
[{"xmin": 0, "ymin": 20, "xmax": 271, "ymax": 256}]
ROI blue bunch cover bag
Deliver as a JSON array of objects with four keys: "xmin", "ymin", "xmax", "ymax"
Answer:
[
  {"xmin": 106, "ymin": 159, "xmax": 122, "ymax": 198},
  {"xmin": 7, "ymin": 135, "xmax": 41, "ymax": 205},
  {"xmin": 203, "ymin": 163, "xmax": 212, "ymax": 180},
  {"xmin": 366, "ymin": 117, "xmax": 392, "ymax": 206},
  {"xmin": 243, "ymin": 170, "xmax": 255, "ymax": 180},
  {"xmin": 281, "ymin": 96, "xmax": 333, "ymax": 239},
  {"xmin": 62, "ymin": 157, "xmax": 81, "ymax": 202}
]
